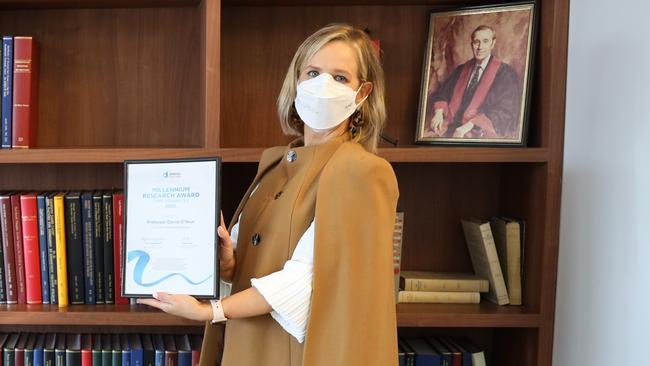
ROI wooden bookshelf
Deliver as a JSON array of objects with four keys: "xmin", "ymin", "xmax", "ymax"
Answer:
[{"xmin": 0, "ymin": 0, "xmax": 568, "ymax": 365}]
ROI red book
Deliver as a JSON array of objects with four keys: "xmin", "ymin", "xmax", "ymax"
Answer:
[
  {"xmin": 12, "ymin": 36, "xmax": 39, "ymax": 148},
  {"xmin": 10, "ymin": 194, "xmax": 27, "ymax": 304},
  {"xmin": 113, "ymin": 191, "xmax": 127, "ymax": 304},
  {"xmin": 81, "ymin": 334, "xmax": 92, "ymax": 366},
  {"xmin": 189, "ymin": 335, "xmax": 202, "ymax": 366},
  {"xmin": 0, "ymin": 194, "xmax": 17, "ymax": 304},
  {"xmin": 20, "ymin": 193, "xmax": 42, "ymax": 304}
]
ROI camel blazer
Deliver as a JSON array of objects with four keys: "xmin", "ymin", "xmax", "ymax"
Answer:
[{"xmin": 200, "ymin": 133, "xmax": 399, "ymax": 366}]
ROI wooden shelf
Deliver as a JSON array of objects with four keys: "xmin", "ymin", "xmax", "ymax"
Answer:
[
  {"xmin": 397, "ymin": 303, "xmax": 541, "ymax": 328},
  {"xmin": 0, "ymin": 147, "xmax": 548, "ymax": 163},
  {"xmin": 0, "ymin": 304, "xmax": 202, "ymax": 326},
  {"xmin": 0, "ymin": 0, "xmax": 200, "ymax": 9}
]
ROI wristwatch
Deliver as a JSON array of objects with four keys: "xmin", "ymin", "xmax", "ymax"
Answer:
[{"xmin": 210, "ymin": 299, "xmax": 227, "ymax": 323}]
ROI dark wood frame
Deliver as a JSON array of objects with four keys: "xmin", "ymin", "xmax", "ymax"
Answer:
[
  {"xmin": 415, "ymin": 2, "xmax": 537, "ymax": 146},
  {"xmin": 0, "ymin": 0, "xmax": 568, "ymax": 365}
]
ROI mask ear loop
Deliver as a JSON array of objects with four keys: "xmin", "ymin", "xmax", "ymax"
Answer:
[{"xmin": 350, "ymin": 82, "xmax": 369, "ymax": 137}]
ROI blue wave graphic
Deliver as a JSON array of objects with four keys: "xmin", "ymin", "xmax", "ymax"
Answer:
[{"xmin": 127, "ymin": 250, "xmax": 212, "ymax": 287}]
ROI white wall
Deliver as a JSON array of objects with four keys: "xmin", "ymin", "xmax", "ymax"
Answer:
[{"xmin": 553, "ymin": 0, "xmax": 650, "ymax": 364}]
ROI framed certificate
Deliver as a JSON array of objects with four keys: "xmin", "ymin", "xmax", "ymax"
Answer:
[{"xmin": 122, "ymin": 157, "xmax": 221, "ymax": 299}]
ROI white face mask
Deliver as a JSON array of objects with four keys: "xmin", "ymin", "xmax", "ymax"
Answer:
[{"xmin": 294, "ymin": 73, "xmax": 367, "ymax": 131}]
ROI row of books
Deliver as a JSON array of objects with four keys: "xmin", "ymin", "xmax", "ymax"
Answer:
[
  {"xmin": 1, "ymin": 36, "xmax": 39, "ymax": 148},
  {"xmin": 0, "ymin": 333, "xmax": 202, "ymax": 366},
  {"xmin": 394, "ymin": 216, "xmax": 524, "ymax": 306},
  {"xmin": 0, "ymin": 191, "xmax": 128, "ymax": 306},
  {"xmin": 399, "ymin": 336, "xmax": 485, "ymax": 366}
]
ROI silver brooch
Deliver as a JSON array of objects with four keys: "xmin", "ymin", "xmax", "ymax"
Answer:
[{"xmin": 286, "ymin": 150, "xmax": 297, "ymax": 163}]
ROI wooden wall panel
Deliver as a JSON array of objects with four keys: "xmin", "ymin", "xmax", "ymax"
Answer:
[{"xmin": 0, "ymin": 7, "xmax": 202, "ymax": 148}]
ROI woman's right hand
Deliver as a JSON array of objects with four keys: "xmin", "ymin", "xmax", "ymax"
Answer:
[{"xmin": 218, "ymin": 211, "xmax": 236, "ymax": 282}]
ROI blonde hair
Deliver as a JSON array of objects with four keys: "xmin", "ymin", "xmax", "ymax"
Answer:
[{"xmin": 277, "ymin": 24, "xmax": 386, "ymax": 154}]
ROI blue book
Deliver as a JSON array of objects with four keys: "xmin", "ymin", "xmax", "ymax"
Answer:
[
  {"xmin": 34, "ymin": 334, "xmax": 45, "ymax": 366},
  {"xmin": 427, "ymin": 337, "xmax": 452, "ymax": 366},
  {"xmin": 37, "ymin": 194, "xmax": 51, "ymax": 304},
  {"xmin": 140, "ymin": 335, "xmax": 154, "ymax": 366},
  {"xmin": 152, "ymin": 335, "xmax": 164, "ymax": 366},
  {"xmin": 128, "ymin": 334, "xmax": 142, "ymax": 366},
  {"xmin": 397, "ymin": 343, "xmax": 405, "ymax": 366},
  {"xmin": 174, "ymin": 335, "xmax": 190, "ymax": 366},
  {"xmin": 1, "ymin": 36, "xmax": 12, "ymax": 148},
  {"xmin": 120, "ymin": 334, "xmax": 131, "ymax": 366},
  {"xmin": 404, "ymin": 338, "xmax": 441, "ymax": 366},
  {"xmin": 81, "ymin": 192, "xmax": 95, "ymax": 304}
]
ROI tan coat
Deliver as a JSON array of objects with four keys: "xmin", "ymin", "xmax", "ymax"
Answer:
[{"xmin": 200, "ymin": 134, "xmax": 399, "ymax": 366}]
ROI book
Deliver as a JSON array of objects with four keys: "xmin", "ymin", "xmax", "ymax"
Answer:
[
  {"xmin": 151, "ymin": 335, "xmax": 164, "ymax": 366},
  {"xmin": 65, "ymin": 192, "xmax": 85, "ymax": 304},
  {"xmin": 43, "ymin": 334, "xmax": 56, "ymax": 366},
  {"xmin": 111, "ymin": 334, "xmax": 122, "ymax": 366},
  {"xmin": 4, "ymin": 333, "xmax": 20, "ymax": 366},
  {"xmin": 45, "ymin": 193, "xmax": 58, "ymax": 305},
  {"xmin": 113, "ymin": 192, "xmax": 127, "ymax": 304},
  {"xmin": 54, "ymin": 193, "xmax": 69, "ymax": 307},
  {"xmin": 397, "ymin": 338, "xmax": 415, "ymax": 366},
  {"xmin": 11, "ymin": 194, "xmax": 28, "ymax": 304},
  {"xmin": 92, "ymin": 192, "xmax": 105, "ymax": 304},
  {"xmin": 1, "ymin": 36, "xmax": 13, "ymax": 148},
  {"xmin": 81, "ymin": 334, "xmax": 92, "ymax": 366},
  {"xmin": 119, "ymin": 334, "xmax": 130, "ymax": 366},
  {"xmin": 91, "ymin": 335, "xmax": 102, "ymax": 366},
  {"xmin": 490, "ymin": 217, "xmax": 523, "ymax": 305},
  {"xmin": 438, "ymin": 337, "xmax": 461, "ymax": 366},
  {"xmin": 16, "ymin": 333, "xmax": 30, "ymax": 366},
  {"xmin": 25, "ymin": 333, "xmax": 38, "ymax": 366},
  {"xmin": 81, "ymin": 192, "xmax": 95, "ymax": 304},
  {"xmin": 20, "ymin": 193, "xmax": 42, "ymax": 304},
  {"xmin": 461, "ymin": 219, "xmax": 510, "ymax": 305},
  {"xmin": 128, "ymin": 334, "xmax": 143, "ymax": 366},
  {"xmin": 163, "ymin": 335, "xmax": 177, "ymax": 366},
  {"xmin": 174, "ymin": 335, "xmax": 191, "ymax": 366},
  {"xmin": 11, "ymin": 36, "xmax": 39, "ymax": 148},
  {"xmin": 66, "ymin": 334, "xmax": 81, "ymax": 366},
  {"xmin": 188, "ymin": 336, "xmax": 201, "ymax": 366},
  {"xmin": 0, "ymin": 194, "xmax": 17, "ymax": 303},
  {"xmin": 103, "ymin": 192, "xmax": 114, "ymax": 304},
  {"xmin": 400, "ymin": 271, "xmax": 489, "ymax": 293},
  {"xmin": 101, "ymin": 333, "xmax": 112, "ymax": 366},
  {"xmin": 397, "ymin": 343, "xmax": 405, "ymax": 366},
  {"xmin": 393, "ymin": 212, "xmax": 404, "ymax": 301},
  {"xmin": 445, "ymin": 337, "xmax": 472, "ymax": 366},
  {"xmin": 457, "ymin": 337, "xmax": 486, "ymax": 366},
  {"xmin": 0, "ymin": 199, "xmax": 6, "ymax": 303},
  {"xmin": 141, "ymin": 335, "xmax": 154, "ymax": 366},
  {"xmin": 398, "ymin": 291, "xmax": 480, "ymax": 304},
  {"xmin": 33, "ymin": 334, "xmax": 45, "ymax": 366},
  {"xmin": 426, "ymin": 337, "xmax": 451, "ymax": 366},
  {"xmin": 37, "ymin": 193, "xmax": 50, "ymax": 304},
  {"xmin": 402, "ymin": 338, "xmax": 441, "ymax": 366}
]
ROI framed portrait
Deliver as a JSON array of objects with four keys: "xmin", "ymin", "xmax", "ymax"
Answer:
[{"xmin": 415, "ymin": 2, "xmax": 537, "ymax": 146}]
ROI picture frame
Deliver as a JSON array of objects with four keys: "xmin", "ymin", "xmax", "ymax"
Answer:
[
  {"xmin": 122, "ymin": 157, "xmax": 221, "ymax": 299},
  {"xmin": 415, "ymin": 2, "xmax": 537, "ymax": 146}
]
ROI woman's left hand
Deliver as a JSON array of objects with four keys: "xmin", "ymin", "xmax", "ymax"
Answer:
[{"xmin": 137, "ymin": 292, "xmax": 213, "ymax": 322}]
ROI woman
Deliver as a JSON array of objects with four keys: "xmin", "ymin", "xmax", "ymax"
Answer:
[{"xmin": 138, "ymin": 24, "xmax": 399, "ymax": 365}]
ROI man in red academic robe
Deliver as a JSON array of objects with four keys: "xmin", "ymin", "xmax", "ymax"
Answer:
[{"xmin": 429, "ymin": 25, "xmax": 521, "ymax": 139}]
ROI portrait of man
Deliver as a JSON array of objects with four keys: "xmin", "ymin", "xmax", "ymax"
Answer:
[{"xmin": 416, "ymin": 4, "xmax": 535, "ymax": 145}]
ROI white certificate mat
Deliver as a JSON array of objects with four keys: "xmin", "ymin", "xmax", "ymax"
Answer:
[{"xmin": 123, "ymin": 158, "xmax": 220, "ymax": 298}]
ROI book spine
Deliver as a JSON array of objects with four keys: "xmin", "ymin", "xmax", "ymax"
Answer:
[
  {"xmin": 37, "ymin": 195, "xmax": 50, "ymax": 303},
  {"xmin": 66, "ymin": 350, "xmax": 81, "ymax": 366},
  {"xmin": 25, "ymin": 348, "xmax": 35, "ymax": 366},
  {"xmin": 178, "ymin": 352, "xmax": 190, "ymax": 366},
  {"xmin": 91, "ymin": 350, "xmax": 101, "ymax": 366},
  {"xmin": 92, "ymin": 194, "xmax": 104, "ymax": 303},
  {"xmin": 397, "ymin": 291, "xmax": 481, "ymax": 304},
  {"xmin": 34, "ymin": 347, "xmax": 44, "ymax": 366},
  {"xmin": 113, "ymin": 192, "xmax": 127, "ymax": 304},
  {"xmin": 1, "ymin": 36, "xmax": 13, "ymax": 148},
  {"xmin": 0, "ymin": 196, "xmax": 17, "ymax": 303},
  {"xmin": 103, "ymin": 194, "xmax": 114, "ymax": 304},
  {"xmin": 11, "ymin": 194, "xmax": 27, "ymax": 304},
  {"xmin": 154, "ymin": 350, "xmax": 163, "ymax": 366},
  {"xmin": 11, "ymin": 37, "xmax": 38, "ymax": 148},
  {"xmin": 55, "ymin": 348, "xmax": 65, "ymax": 366},
  {"xmin": 81, "ymin": 194, "xmax": 95, "ymax": 304},
  {"xmin": 164, "ymin": 352, "xmax": 177, "ymax": 366},
  {"xmin": 102, "ymin": 350, "xmax": 112, "ymax": 366},
  {"xmin": 506, "ymin": 222, "xmax": 522, "ymax": 305},
  {"xmin": 479, "ymin": 224, "xmax": 509, "ymax": 305},
  {"xmin": 65, "ymin": 195, "xmax": 85, "ymax": 304},
  {"xmin": 81, "ymin": 350, "xmax": 91, "ymax": 366},
  {"xmin": 21, "ymin": 194, "xmax": 43, "ymax": 304},
  {"xmin": 0, "ymin": 203, "xmax": 6, "ymax": 303},
  {"xmin": 404, "ymin": 278, "xmax": 488, "ymax": 293},
  {"xmin": 5, "ymin": 346, "xmax": 16, "ymax": 366},
  {"xmin": 16, "ymin": 347, "xmax": 25, "ymax": 366},
  {"xmin": 45, "ymin": 195, "xmax": 58, "ymax": 305},
  {"xmin": 44, "ymin": 350, "xmax": 54, "ymax": 366},
  {"xmin": 131, "ymin": 349, "xmax": 143, "ymax": 366},
  {"xmin": 54, "ymin": 195, "xmax": 69, "ymax": 307}
]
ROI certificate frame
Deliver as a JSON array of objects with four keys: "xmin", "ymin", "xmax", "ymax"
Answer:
[{"xmin": 122, "ymin": 156, "xmax": 221, "ymax": 299}]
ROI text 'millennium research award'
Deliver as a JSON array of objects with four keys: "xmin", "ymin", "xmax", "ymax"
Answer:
[{"xmin": 122, "ymin": 157, "xmax": 221, "ymax": 299}]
